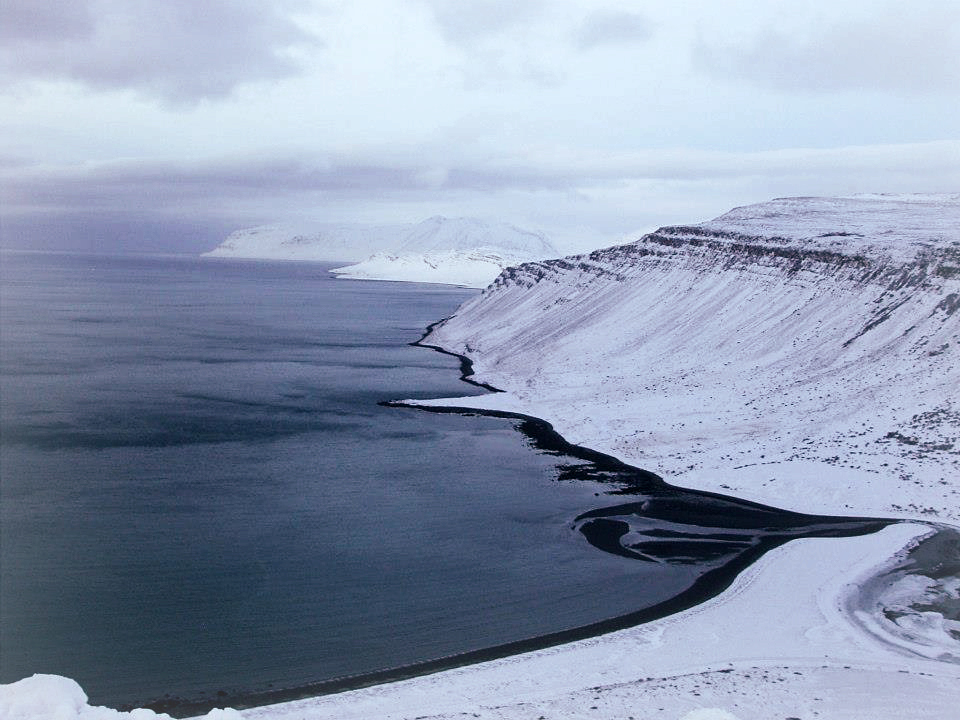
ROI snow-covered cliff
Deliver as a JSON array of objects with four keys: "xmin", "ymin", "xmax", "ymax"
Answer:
[
  {"xmin": 330, "ymin": 217, "xmax": 558, "ymax": 287},
  {"xmin": 419, "ymin": 194, "xmax": 960, "ymax": 522}
]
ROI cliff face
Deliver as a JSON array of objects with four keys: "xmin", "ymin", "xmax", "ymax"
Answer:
[{"xmin": 423, "ymin": 195, "xmax": 960, "ymax": 520}]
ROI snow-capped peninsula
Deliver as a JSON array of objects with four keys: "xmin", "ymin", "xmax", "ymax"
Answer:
[
  {"xmin": 203, "ymin": 217, "xmax": 558, "ymax": 288},
  {"xmin": 331, "ymin": 216, "xmax": 558, "ymax": 287},
  {"xmin": 202, "ymin": 223, "xmax": 411, "ymax": 262}
]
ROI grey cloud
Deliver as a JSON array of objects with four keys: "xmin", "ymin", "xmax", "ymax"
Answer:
[
  {"xmin": 694, "ymin": 5, "xmax": 960, "ymax": 94},
  {"xmin": 6, "ymin": 142, "xmax": 957, "ymax": 224},
  {"xmin": 4, "ymin": 141, "xmax": 957, "ymax": 251},
  {"xmin": 0, "ymin": 0, "xmax": 94, "ymax": 42},
  {"xmin": 3, "ymin": 157, "xmax": 431, "ymax": 211},
  {"xmin": 424, "ymin": 0, "xmax": 545, "ymax": 43},
  {"xmin": 574, "ymin": 10, "xmax": 653, "ymax": 50},
  {"xmin": 1, "ymin": 156, "xmax": 573, "ymax": 225},
  {"xmin": 0, "ymin": 155, "xmax": 452, "ymax": 253},
  {"xmin": 0, "ymin": 211, "xmax": 238, "ymax": 254},
  {"xmin": 0, "ymin": 0, "xmax": 318, "ymax": 102}
]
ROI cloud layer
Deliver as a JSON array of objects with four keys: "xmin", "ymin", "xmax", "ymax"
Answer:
[
  {"xmin": 0, "ymin": 0, "xmax": 317, "ymax": 102},
  {"xmin": 696, "ymin": 2, "xmax": 960, "ymax": 94},
  {"xmin": 574, "ymin": 10, "xmax": 653, "ymax": 49},
  {"xmin": 4, "ymin": 140, "xmax": 956, "ymax": 253},
  {"xmin": 1, "ymin": 0, "xmax": 957, "ymax": 253}
]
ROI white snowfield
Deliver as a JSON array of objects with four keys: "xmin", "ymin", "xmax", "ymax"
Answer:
[
  {"xmin": 331, "ymin": 216, "xmax": 558, "ymax": 288},
  {"xmin": 202, "ymin": 217, "xmax": 558, "ymax": 288},
  {"xmin": 201, "ymin": 223, "xmax": 411, "ymax": 262},
  {"xmin": 4, "ymin": 195, "xmax": 958, "ymax": 719}
]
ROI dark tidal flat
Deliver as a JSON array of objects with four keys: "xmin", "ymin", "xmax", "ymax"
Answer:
[{"xmin": 0, "ymin": 252, "xmax": 889, "ymax": 715}]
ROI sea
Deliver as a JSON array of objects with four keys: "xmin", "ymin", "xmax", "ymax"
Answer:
[{"xmin": 0, "ymin": 252, "xmax": 887, "ymax": 713}]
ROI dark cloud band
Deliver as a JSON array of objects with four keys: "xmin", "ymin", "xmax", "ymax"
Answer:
[{"xmin": 0, "ymin": 0, "xmax": 318, "ymax": 102}]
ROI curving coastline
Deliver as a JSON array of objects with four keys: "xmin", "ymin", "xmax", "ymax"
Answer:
[
  {"xmin": 6, "ymin": 196, "xmax": 957, "ymax": 719},
  {"xmin": 147, "ymin": 329, "xmax": 896, "ymax": 717},
  {"xmin": 158, "ymin": 435, "xmax": 890, "ymax": 717},
  {"xmin": 319, "ymin": 195, "xmax": 958, "ymax": 719},
  {"xmin": 230, "ymin": 196, "xmax": 960, "ymax": 718}
]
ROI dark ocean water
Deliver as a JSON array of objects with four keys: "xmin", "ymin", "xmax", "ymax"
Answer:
[{"xmin": 0, "ymin": 252, "xmax": 887, "ymax": 713}]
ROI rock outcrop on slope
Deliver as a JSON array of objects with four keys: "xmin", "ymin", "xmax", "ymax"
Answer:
[
  {"xmin": 331, "ymin": 216, "xmax": 558, "ymax": 287},
  {"xmin": 421, "ymin": 194, "xmax": 960, "ymax": 522}
]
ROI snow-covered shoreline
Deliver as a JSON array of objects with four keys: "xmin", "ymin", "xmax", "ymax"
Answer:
[
  {"xmin": 5, "ymin": 195, "xmax": 957, "ymax": 719},
  {"xmin": 0, "ymin": 524, "xmax": 960, "ymax": 720},
  {"xmin": 354, "ymin": 194, "xmax": 960, "ymax": 718},
  {"xmin": 232, "ymin": 523, "xmax": 960, "ymax": 720},
  {"xmin": 6, "ymin": 525, "xmax": 955, "ymax": 720}
]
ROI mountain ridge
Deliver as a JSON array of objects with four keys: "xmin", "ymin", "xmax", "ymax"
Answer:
[{"xmin": 417, "ymin": 195, "xmax": 959, "ymax": 522}]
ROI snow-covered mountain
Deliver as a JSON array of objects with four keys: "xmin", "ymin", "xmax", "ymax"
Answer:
[
  {"xmin": 202, "ymin": 223, "xmax": 411, "ymax": 262},
  {"xmin": 393, "ymin": 215, "xmax": 556, "ymax": 256},
  {"xmin": 418, "ymin": 194, "xmax": 960, "ymax": 522},
  {"xmin": 330, "ymin": 216, "xmax": 558, "ymax": 287},
  {"xmin": 385, "ymin": 193, "xmax": 960, "ymax": 718},
  {"xmin": 203, "ymin": 216, "xmax": 557, "ymax": 287}
]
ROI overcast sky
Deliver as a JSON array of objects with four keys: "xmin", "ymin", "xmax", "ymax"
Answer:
[{"xmin": 2, "ymin": 0, "xmax": 958, "ymax": 254}]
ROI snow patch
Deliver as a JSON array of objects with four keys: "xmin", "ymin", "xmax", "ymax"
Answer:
[
  {"xmin": 332, "ymin": 217, "xmax": 558, "ymax": 287},
  {"xmin": 679, "ymin": 710, "xmax": 741, "ymax": 720},
  {"xmin": 0, "ymin": 675, "xmax": 243, "ymax": 720}
]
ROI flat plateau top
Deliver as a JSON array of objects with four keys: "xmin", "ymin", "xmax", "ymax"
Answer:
[{"xmin": 686, "ymin": 194, "xmax": 960, "ymax": 263}]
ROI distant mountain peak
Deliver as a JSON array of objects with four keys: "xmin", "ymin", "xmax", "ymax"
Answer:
[
  {"xmin": 204, "ymin": 216, "xmax": 558, "ymax": 287},
  {"xmin": 332, "ymin": 217, "xmax": 558, "ymax": 288},
  {"xmin": 397, "ymin": 216, "xmax": 557, "ymax": 257}
]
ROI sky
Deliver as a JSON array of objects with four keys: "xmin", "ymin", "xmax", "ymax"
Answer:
[{"xmin": 1, "ymin": 0, "xmax": 958, "ymax": 254}]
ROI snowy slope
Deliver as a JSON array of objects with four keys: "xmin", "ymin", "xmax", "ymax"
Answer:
[
  {"xmin": 422, "ymin": 194, "xmax": 960, "ymax": 522},
  {"xmin": 202, "ymin": 223, "xmax": 411, "ymax": 262},
  {"xmin": 347, "ymin": 193, "xmax": 960, "ymax": 718},
  {"xmin": 330, "ymin": 217, "xmax": 558, "ymax": 287}
]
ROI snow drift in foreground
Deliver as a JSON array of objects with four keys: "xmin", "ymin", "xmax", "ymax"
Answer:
[
  {"xmin": 0, "ymin": 674, "xmax": 239, "ymax": 720},
  {"xmin": 331, "ymin": 216, "xmax": 558, "ymax": 287}
]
